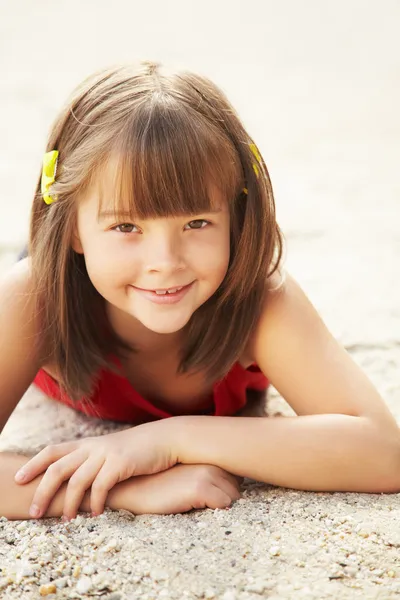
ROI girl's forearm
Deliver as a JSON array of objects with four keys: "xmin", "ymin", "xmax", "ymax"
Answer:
[
  {"xmin": 0, "ymin": 453, "xmax": 126, "ymax": 521},
  {"xmin": 171, "ymin": 414, "xmax": 400, "ymax": 493}
]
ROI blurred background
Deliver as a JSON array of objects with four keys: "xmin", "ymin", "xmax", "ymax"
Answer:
[{"xmin": 0, "ymin": 0, "xmax": 399, "ymax": 351}]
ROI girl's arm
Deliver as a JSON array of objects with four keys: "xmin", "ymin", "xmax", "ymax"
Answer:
[
  {"xmin": 0, "ymin": 453, "xmax": 240, "ymax": 520},
  {"xmin": 171, "ymin": 274, "xmax": 400, "ymax": 493},
  {"xmin": 172, "ymin": 413, "xmax": 400, "ymax": 493},
  {"xmin": 0, "ymin": 452, "xmax": 165, "ymax": 520},
  {"xmin": 0, "ymin": 452, "xmax": 93, "ymax": 520}
]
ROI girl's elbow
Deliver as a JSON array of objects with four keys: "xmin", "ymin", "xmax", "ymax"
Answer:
[
  {"xmin": 378, "ymin": 475, "xmax": 400, "ymax": 495},
  {"xmin": 376, "ymin": 440, "xmax": 400, "ymax": 494},
  {"xmin": 364, "ymin": 419, "xmax": 400, "ymax": 493}
]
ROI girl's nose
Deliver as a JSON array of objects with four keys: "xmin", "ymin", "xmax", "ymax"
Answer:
[{"xmin": 144, "ymin": 234, "xmax": 186, "ymax": 273}]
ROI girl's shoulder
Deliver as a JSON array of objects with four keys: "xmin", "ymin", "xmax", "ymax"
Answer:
[
  {"xmin": 266, "ymin": 268, "xmax": 287, "ymax": 293},
  {"xmin": 1, "ymin": 255, "xmax": 30, "ymax": 284},
  {"xmin": 0, "ymin": 257, "xmax": 32, "ymax": 306},
  {"xmin": 0, "ymin": 257, "xmax": 37, "ymax": 313},
  {"xmin": 0, "ymin": 257, "xmax": 45, "ymax": 360},
  {"xmin": 0, "ymin": 258, "xmax": 48, "ymax": 358},
  {"xmin": 0, "ymin": 257, "xmax": 46, "ymax": 433},
  {"xmin": 244, "ymin": 267, "xmax": 301, "ymax": 366}
]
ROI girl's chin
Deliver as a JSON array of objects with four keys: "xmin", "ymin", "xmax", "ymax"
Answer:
[{"xmin": 137, "ymin": 316, "xmax": 192, "ymax": 335}]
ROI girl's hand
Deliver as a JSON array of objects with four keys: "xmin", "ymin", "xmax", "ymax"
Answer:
[
  {"xmin": 111, "ymin": 464, "xmax": 242, "ymax": 515},
  {"xmin": 14, "ymin": 421, "xmax": 177, "ymax": 520}
]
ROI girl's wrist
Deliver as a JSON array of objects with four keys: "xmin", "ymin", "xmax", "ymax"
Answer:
[
  {"xmin": 166, "ymin": 415, "xmax": 197, "ymax": 464},
  {"xmin": 135, "ymin": 416, "xmax": 185, "ymax": 466}
]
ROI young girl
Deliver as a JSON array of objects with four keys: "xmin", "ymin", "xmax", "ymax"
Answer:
[{"xmin": 1, "ymin": 61, "xmax": 399, "ymax": 523}]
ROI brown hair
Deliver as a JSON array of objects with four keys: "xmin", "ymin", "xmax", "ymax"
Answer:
[{"xmin": 29, "ymin": 61, "xmax": 284, "ymax": 404}]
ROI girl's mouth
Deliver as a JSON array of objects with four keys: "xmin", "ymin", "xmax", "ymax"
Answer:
[{"xmin": 132, "ymin": 281, "xmax": 194, "ymax": 304}]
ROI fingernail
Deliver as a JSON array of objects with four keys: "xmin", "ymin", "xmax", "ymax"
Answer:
[
  {"xmin": 62, "ymin": 515, "xmax": 70, "ymax": 523},
  {"xmin": 29, "ymin": 504, "xmax": 41, "ymax": 518},
  {"xmin": 15, "ymin": 470, "xmax": 26, "ymax": 482},
  {"xmin": 91, "ymin": 511, "xmax": 98, "ymax": 518}
]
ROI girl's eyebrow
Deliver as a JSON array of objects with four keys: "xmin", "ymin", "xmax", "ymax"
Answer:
[
  {"xmin": 98, "ymin": 207, "xmax": 223, "ymax": 221},
  {"xmin": 98, "ymin": 210, "xmax": 133, "ymax": 221}
]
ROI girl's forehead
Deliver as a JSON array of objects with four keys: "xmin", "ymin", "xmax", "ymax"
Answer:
[{"xmin": 88, "ymin": 153, "xmax": 229, "ymax": 218}]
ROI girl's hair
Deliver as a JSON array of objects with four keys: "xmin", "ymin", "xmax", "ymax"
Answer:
[{"xmin": 29, "ymin": 61, "xmax": 284, "ymax": 403}]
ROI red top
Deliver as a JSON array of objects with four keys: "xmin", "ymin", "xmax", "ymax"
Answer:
[{"xmin": 33, "ymin": 360, "xmax": 268, "ymax": 424}]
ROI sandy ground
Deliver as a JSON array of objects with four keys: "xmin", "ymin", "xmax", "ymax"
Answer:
[{"xmin": 1, "ymin": 1, "xmax": 400, "ymax": 598}]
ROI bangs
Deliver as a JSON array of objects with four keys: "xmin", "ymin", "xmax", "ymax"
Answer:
[{"xmin": 96, "ymin": 99, "xmax": 243, "ymax": 220}]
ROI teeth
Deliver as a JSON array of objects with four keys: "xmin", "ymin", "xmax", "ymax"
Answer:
[{"xmin": 154, "ymin": 287, "xmax": 183, "ymax": 295}]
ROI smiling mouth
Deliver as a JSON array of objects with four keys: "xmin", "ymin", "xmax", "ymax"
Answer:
[
  {"xmin": 152, "ymin": 287, "xmax": 184, "ymax": 295},
  {"xmin": 136, "ymin": 283, "xmax": 192, "ymax": 294}
]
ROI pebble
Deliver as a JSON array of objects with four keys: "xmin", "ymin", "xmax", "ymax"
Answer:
[
  {"xmin": 76, "ymin": 575, "xmax": 93, "ymax": 594},
  {"xmin": 93, "ymin": 573, "xmax": 112, "ymax": 589},
  {"xmin": 102, "ymin": 540, "xmax": 120, "ymax": 553},
  {"xmin": 151, "ymin": 569, "xmax": 169, "ymax": 581},
  {"xmin": 245, "ymin": 582, "xmax": 263, "ymax": 594},
  {"xmin": 39, "ymin": 583, "xmax": 57, "ymax": 596},
  {"xmin": 372, "ymin": 569, "xmax": 385, "ymax": 577},
  {"xmin": 0, "ymin": 578, "xmax": 9, "ymax": 590},
  {"xmin": 82, "ymin": 564, "xmax": 96, "ymax": 575},
  {"xmin": 357, "ymin": 530, "xmax": 370, "ymax": 538},
  {"xmin": 245, "ymin": 579, "xmax": 275, "ymax": 594},
  {"xmin": 54, "ymin": 576, "xmax": 69, "ymax": 589},
  {"xmin": 122, "ymin": 565, "xmax": 132, "ymax": 574},
  {"xmin": 221, "ymin": 591, "xmax": 236, "ymax": 600},
  {"xmin": 348, "ymin": 554, "xmax": 360, "ymax": 563},
  {"xmin": 17, "ymin": 562, "xmax": 37, "ymax": 577},
  {"xmin": 73, "ymin": 565, "xmax": 81, "ymax": 578},
  {"xmin": 344, "ymin": 566, "xmax": 358, "ymax": 576},
  {"xmin": 296, "ymin": 561, "xmax": 306, "ymax": 568},
  {"xmin": 93, "ymin": 533, "xmax": 106, "ymax": 546}
]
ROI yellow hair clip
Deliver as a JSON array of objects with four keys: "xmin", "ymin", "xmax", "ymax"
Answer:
[
  {"xmin": 41, "ymin": 150, "xmax": 59, "ymax": 205},
  {"xmin": 243, "ymin": 143, "xmax": 261, "ymax": 194}
]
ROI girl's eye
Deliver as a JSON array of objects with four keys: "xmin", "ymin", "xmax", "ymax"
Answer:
[
  {"xmin": 185, "ymin": 219, "xmax": 210, "ymax": 230},
  {"xmin": 113, "ymin": 223, "xmax": 138, "ymax": 234}
]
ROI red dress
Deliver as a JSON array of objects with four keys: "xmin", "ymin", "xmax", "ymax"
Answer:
[{"xmin": 33, "ymin": 360, "xmax": 268, "ymax": 423}]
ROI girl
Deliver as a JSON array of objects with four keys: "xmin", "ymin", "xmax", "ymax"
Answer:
[{"xmin": 0, "ymin": 61, "xmax": 399, "ymax": 523}]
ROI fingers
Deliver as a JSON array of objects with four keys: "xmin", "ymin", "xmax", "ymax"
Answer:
[
  {"xmin": 192, "ymin": 468, "xmax": 242, "ymax": 510},
  {"xmin": 219, "ymin": 470, "xmax": 243, "ymax": 495},
  {"xmin": 14, "ymin": 442, "xmax": 79, "ymax": 485},
  {"xmin": 62, "ymin": 457, "xmax": 105, "ymax": 521},
  {"xmin": 214, "ymin": 476, "xmax": 242, "ymax": 504},
  {"xmin": 28, "ymin": 449, "xmax": 87, "ymax": 519},
  {"xmin": 89, "ymin": 462, "xmax": 120, "ymax": 517},
  {"xmin": 202, "ymin": 483, "xmax": 238, "ymax": 510}
]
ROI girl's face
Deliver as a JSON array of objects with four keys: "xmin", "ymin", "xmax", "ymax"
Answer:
[{"xmin": 73, "ymin": 169, "xmax": 231, "ymax": 341}]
